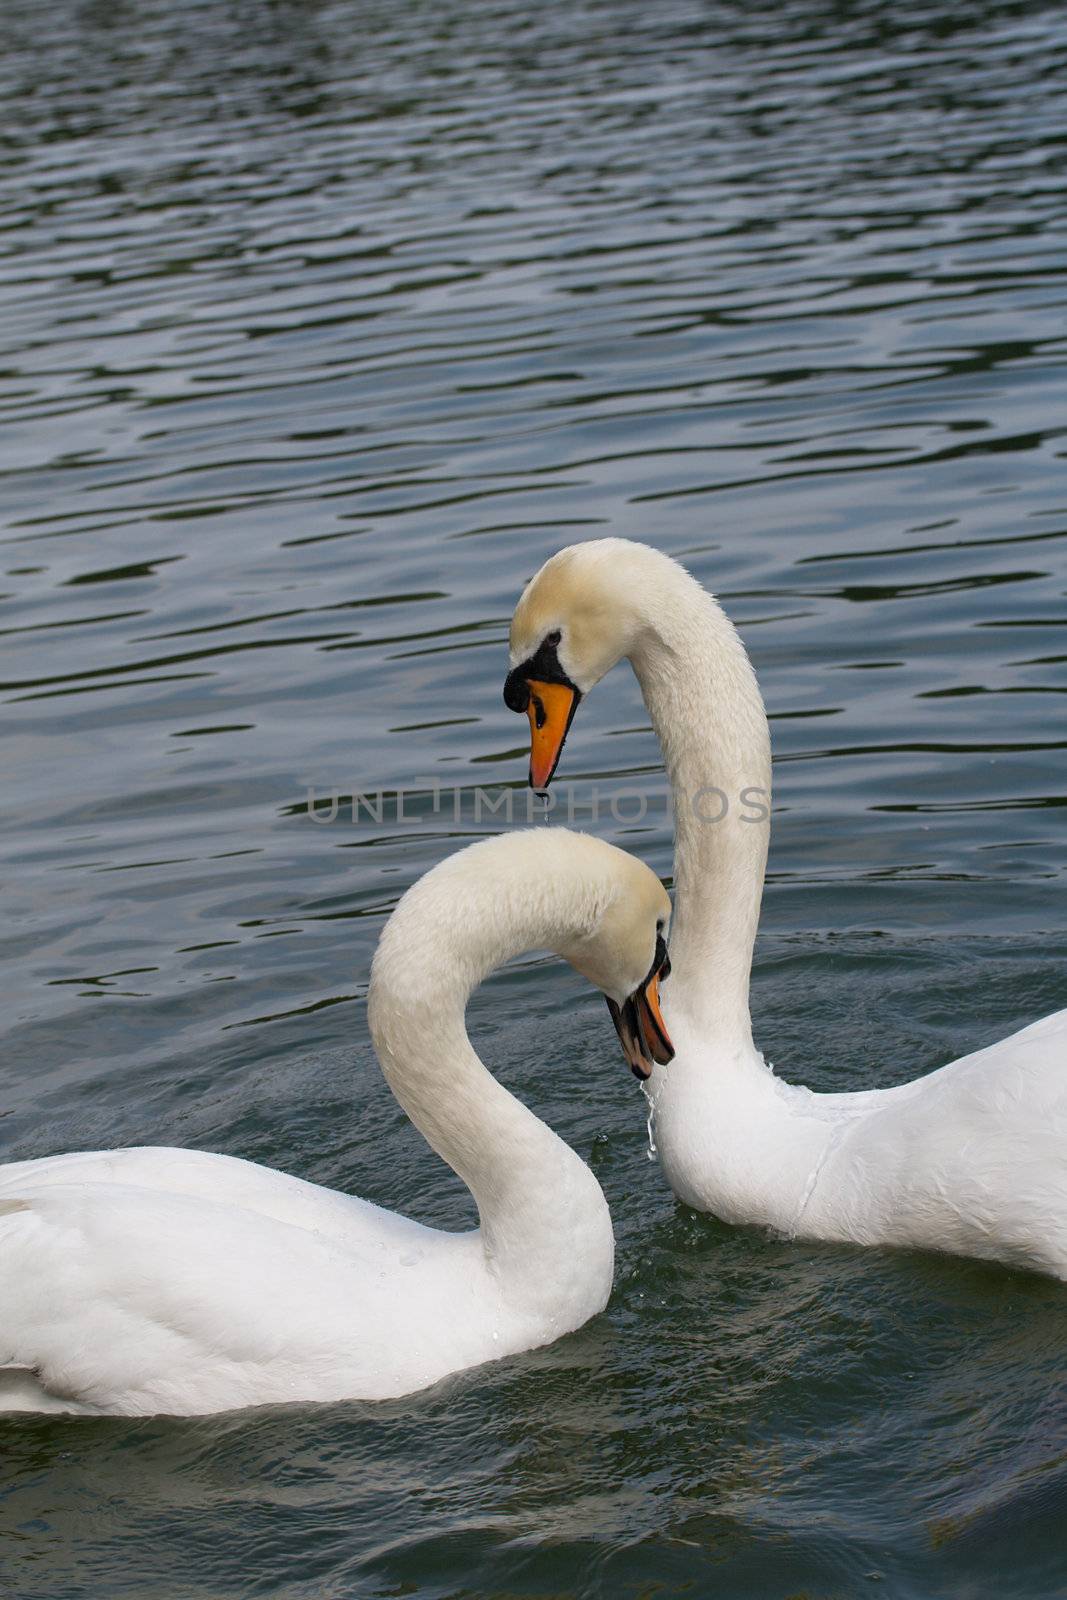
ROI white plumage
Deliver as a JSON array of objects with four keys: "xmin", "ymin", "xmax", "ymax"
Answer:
[
  {"xmin": 508, "ymin": 540, "xmax": 1067, "ymax": 1277},
  {"xmin": 0, "ymin": 829, "xmax": 671, "ymax": 1415}
]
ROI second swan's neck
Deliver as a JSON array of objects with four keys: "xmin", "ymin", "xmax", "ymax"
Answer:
[
  {"xmin": 629, "ymin": 559, "xmax": 771, "ymax": 1048},
  {"xmin": 367, "ymin": 834, "xmax": 614, "ymax": 1315}
]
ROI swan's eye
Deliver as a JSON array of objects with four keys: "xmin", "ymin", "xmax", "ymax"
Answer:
[{"xmin": 545, "ymin": 629, "xmax": 561, "ymax": 648}]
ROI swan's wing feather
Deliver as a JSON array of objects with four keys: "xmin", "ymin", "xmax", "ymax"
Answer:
[
  {"xmin": 825, "ymin": 1008, "xmax": 1067, "ymax": 1270},
  {"xmin": 0, "ymin": 1181, "xmax": 475, "ymax": 1414},
  {"xmin": 925, "ymin": 1006, "xmax": 1067, "ymax": 1121},
  {"xmin": 0, "ymin": 1146, "xmax": 435, "ymax": 1256}
]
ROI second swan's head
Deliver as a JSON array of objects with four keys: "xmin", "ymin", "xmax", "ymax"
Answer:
[
  {"xmin": 503, "ymin": 539, "xmax": 687, "ymax": 790},
  {"xmin": 370, "ymin": 829, "xmax": 674, "ymax": 1079},
  {"xmin": 552, "ymin": 833, "xmax": 674, "ymax": 1079}
]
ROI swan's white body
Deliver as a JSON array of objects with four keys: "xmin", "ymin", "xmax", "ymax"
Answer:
[
  {"xmin": 510, "ymin": 540, "xmax": 1067, "ymax": 1277},
  {"xmin": 0, "ymin": 830, "xmax": 669, "ymax": 1415}
]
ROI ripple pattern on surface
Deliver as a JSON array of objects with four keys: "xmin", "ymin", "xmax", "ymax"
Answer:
[{"xmin": 2, "ymin": 3, "xmax": 1066, "ymax": 1597}]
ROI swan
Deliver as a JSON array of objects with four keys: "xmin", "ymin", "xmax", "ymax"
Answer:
[
  {"xmin": 503, "ymin": 539, "xmax": 1067, "ymax": 1279},
  {"xmin": 0, "ymin": 829, "xmax": 673, "ymax": 1415}
]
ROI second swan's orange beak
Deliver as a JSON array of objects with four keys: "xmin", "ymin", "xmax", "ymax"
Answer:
[
  {"xmin": 635, "ymin": 968, "xmax": 673, "ymax": 1068},
  {"xmin": 606, "ymin": 947, "xmax": 675, "ymax": 1080},
  {"xmin": 524, "ymin": 678, "xmax": 580, "ymax": 792}
]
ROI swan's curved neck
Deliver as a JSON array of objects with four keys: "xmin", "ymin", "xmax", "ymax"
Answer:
[
  {"xmin": 367, "ymin": 844, "xmax": 613, "ymax": 1307},
  {"xmin": 630, "ymin": 566, "xmax": 771, "ymax": 1047}
]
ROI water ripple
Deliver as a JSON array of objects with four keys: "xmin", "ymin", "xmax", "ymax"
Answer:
[{"xmin": 2, "ymin": 1, "xmax": 1066, "ymax": 1596}]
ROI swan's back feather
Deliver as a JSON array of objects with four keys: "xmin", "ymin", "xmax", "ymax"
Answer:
[
  {"xmin": 808, "ymin": 1009, "xmax": 1067, "ymax": 1272},
  {"xmin": 0, "ymin": 1171, "xmax": 493, "ymax": 1414}
]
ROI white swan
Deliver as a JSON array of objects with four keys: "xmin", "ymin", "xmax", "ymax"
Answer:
[
  {"xmin": 0, "ymin": 829, "xmax": 673, "ymax": 1416},
  {"xmin": 504, "ymin": 539, "xmax": 1067, "ymax": 1279}
]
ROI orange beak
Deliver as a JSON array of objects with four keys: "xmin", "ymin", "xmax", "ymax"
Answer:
[
  {"xmin": 525, "ymin": 678, "xmax": 580, "ymax": 791},
  {"xmin": 606, "ymin": 965, "xmax": 675, "ymax": 1080},
  {"xmin": 635, "ymin": 970, "xmax": 673, "ymax": 1067}
]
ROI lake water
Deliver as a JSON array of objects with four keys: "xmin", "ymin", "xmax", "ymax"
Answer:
[{"xmin": 2, "ymin": 0, "xmax": 1066, "ymax": 1595}]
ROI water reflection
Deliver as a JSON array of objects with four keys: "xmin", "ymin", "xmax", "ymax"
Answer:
[{"xmin": 2, "ymin": 0, "xmax": 1065, "ymax": 1596}]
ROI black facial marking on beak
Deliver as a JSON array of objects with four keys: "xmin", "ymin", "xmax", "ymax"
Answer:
[
  {"xmin": 503, "ymin": 667, "xmax": 531, "ymax": 714},
  {"xmin": 504, "ymin": 633, "xmax": 583, "ymax": 792},
  {"xmin": 606, "ymin": 995, "xmax": 653, "ymax": 1080},
  {"xmin": 503, "ymin": 635, "xmax": 580, "ymax": 710},
  {"xmin": 605, "ymin": 931, "xmax": 674, "ymax": 1078}
]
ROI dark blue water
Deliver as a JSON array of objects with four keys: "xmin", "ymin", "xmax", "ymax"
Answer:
[{"xmin": 2, "ymin": 1, "xmax": 1066, "ymax": 1596}]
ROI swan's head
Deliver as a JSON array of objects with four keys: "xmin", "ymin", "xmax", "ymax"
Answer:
[
  {"xmin": 557, "ymin": 840, "xmax": 674, "ymax": 1080},
  {"xmin": 503, "ymin": 540, "xmax": 655, "ymax": 790},
  {"xmin": 370, "ymin": 829, "xmax": 674, "ymax": 1082}
]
